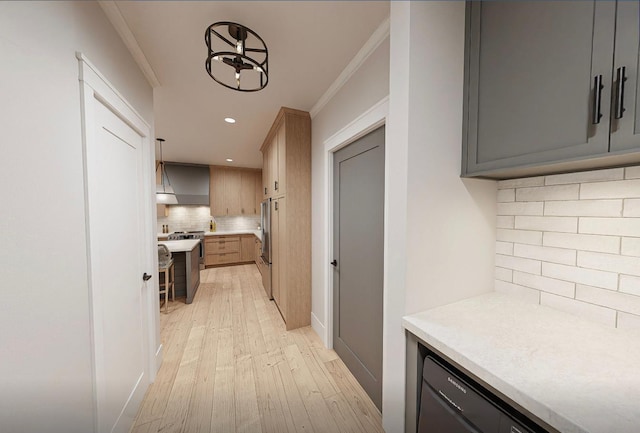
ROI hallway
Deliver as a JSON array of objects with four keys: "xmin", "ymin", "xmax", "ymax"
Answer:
[{"xmin": 132, "ymin": 264, "xmax": 384, "ymax": 433}]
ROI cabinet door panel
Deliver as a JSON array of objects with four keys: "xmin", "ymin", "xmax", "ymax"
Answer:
[
  {"xmin": 224, "ymin": 169, "xmax": 241, "ymax": 215},
  {"xmin": 269, "ymin": 135, "xmax": 278, "ymax": 197},
  {"xmin": 209, "ymin": 166, "xmax": 226, "ymax": 216},
  {"xmin": 240, "ymin": 235, "xmax": 255, "ymax": 262},
  {"xmin": 464, "ymin": 1, "xmax": 615, "ymax": 176},
  {"xmin": 255, "ymin": 170, "xmax": 263, "ymax": 214},
  {"xmin": 271, "ymin": 199, "xmax": 281, "ymax": 308},
  {"xmin": 276, "ymin": 121, "xmax": 286, "ymax": 196},
  {"xmin": 610, "ymin": 1, "xmax": 640, "ymax": 153},
  {"xmin": 240, "ymin": 170, "xmax": 256, "ymax": 214}
]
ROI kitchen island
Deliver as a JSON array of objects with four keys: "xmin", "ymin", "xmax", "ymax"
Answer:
[
  {"xmin": 403, "ymin": 292, "xmax": 640, "ymax": 433},
  {"xmin": 159, "ymin": 239, "xmax": 200, "ymax": 304}
]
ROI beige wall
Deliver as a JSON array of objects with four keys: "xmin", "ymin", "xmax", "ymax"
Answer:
[{"xmin": 0, "ymin": 2, "xmax": 153, "ymax": 431}]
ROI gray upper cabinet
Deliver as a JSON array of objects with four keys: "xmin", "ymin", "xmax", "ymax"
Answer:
[
  {"xmin": 463, "ymin": 1, "xmax": 628, "ymax": 178},
  {"xmin": 610, "ymin": 1, "xmax": 640, "ymax": 153}
]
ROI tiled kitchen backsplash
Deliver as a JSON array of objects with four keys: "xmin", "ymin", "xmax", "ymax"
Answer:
[
  {"xmin": 495, "ymin": 166, "xmax": 640, "ymax": 330},
  {"xmin": 158, "ymin": 205, "xmax": 260, "ymax": 232}
]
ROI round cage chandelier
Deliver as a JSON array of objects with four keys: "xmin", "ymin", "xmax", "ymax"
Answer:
[{"xmin": 205, "ymin": 21, "xmax": 269, "ymax": 92}]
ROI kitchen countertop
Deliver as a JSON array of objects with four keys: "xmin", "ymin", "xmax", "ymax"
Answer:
[
  {"xmin": 157, "ymin": 230, "xmax": 262, "ymax": 241},
  {"xmin": 204, "ymin": 229, "xmax": 262, "ymax": 241},
  {"xmin": 157, "ymin": 239, "xmax": 200, "ymax": 253},
  {"xmin": 402, "ymin": 292, "xmax": 640, "ymax": 433}
]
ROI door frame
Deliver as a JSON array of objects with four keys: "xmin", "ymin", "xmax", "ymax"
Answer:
[
  {"xmin": 77, "ymin": 53, "xmax": 158, "ymax": 432},
  {"xmin": 322, "ymin": 96, "xmax": 389, "ymax": 349}
]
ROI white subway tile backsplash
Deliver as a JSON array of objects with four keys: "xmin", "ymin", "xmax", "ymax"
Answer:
[
  {"xmin": 576, "ymin": 284, "xmax": 640, "ymax": 316},
  {"xmin": 543, "ymin": 232, "xmax": 620, "ymax": 254},
  {"xmin": 496, "ymin": 229, "xmax": 543, "ymax": 245},
  {"xmin": 540, "ymin": 293, "xmax": 617, "ymax": 327},
  {"xmin": 516, "ymin": 184, "xmax": 579, "ymax": 202},
  {"xmin": 515, "ymin": 216, "xmax": 578, "ymax": 233},
  {"xmin": 495, "ymin": 241, "xmax": 514, "ymax": 255},
  {"xmin": 496, "ymin": 216, "xmax": 515, "ymax": 229},
  {"xmin": 544, "ymin": 199, "xmax": 623, "ymax": 217},
  {"xmin": 623, "ymin": 199, "xmax": 640, "ymax": 217},
  {"xmin": 497, "ymin": 202, "xmax": 544, "ymax": 216},
  {"xmin": 495, "ymin": 254, "xmax": 541, "ymax": 274},
  {"xmin": 495, "ymin": 165, "xmax": 640, "ymax": 329},
  {"xmin": 513, "ymin": 244, "xmax": 576, "ymax": 265},
  {"xmin": 513, "ymin": 271, "xmax": 575, "ymax": 297},
  {"xmin": 495, "ymin": 280, "xmax": 540, "ymax": 304},
  {"xmin": 625, "ymin": 166, "xmax": 640, "ymax": 180},
  {"xmin": 497, "ymin": 189, "xmax": 515, "ymax": 203},
  {"xmin": 621, "ymin": 237, "xmax": 640, "ymax": 257},
  {"xmin": 498, "ymin": 176, "xmax": 544, "ymax": 189},
  {"xmin": 495, "ymin": 267, "xmax": 513, "ymax": 282},
  {"xmin": 619, "ymin": 275, "xmax": 640, "ymax": 297},
  {"xmin": 577, "ymin": 251, "xmax": 640, "ymax": 277},
  {"xmin": 617, "ymin": 312, "xmax": 640, "ymax": 330},
  {"xmin": 157, "ymin": 206, "xmax": 260, "ymax": 233},
  {"xmin": 544, "ymin": 168, "xmax": 624, "ymax": 185},
  {"xmin": 580, "ymin": 179, "xmax": 640, "ymax": 199},
  {"xmin": 542, "ymin": 262, "xmax": 618, "ymax": 290},
  {"xmin": 579, "ymin": 217, "xmax": 640, "ymax": 237}
]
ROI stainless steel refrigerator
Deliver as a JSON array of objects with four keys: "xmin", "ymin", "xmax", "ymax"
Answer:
[{"xmin": 260, "ymin": 198, "xmax": 272, "ymax": 299}]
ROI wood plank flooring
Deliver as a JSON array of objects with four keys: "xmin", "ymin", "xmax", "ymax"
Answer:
[{"xmin": 132, "ymin": 264, "xmax": 384, "ymax": 433}]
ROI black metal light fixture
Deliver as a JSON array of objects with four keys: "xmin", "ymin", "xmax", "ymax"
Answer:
[
  {"xmin": 155, "ymin": 138, "xmax": 178, "ymax": 205},
  {"xmin": 205, "ymin": 21, "xmax": 269, "ymax": 92}
]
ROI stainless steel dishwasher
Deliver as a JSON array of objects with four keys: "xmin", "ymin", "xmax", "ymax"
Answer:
[{"xmin": 418, "ymin": 356, "xmax": 538, "ymax": 433}]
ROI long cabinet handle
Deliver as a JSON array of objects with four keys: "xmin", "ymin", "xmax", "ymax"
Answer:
[
  {"xmin": 615, "ymin": 66, "xmax": 627, "ymax": 120},
  {"xmin": 592, "ymin": 74, "xmax": 604, "ymax": 125}
]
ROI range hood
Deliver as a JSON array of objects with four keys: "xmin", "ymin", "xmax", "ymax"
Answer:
[{"xmin": 163, "ymin": 163, "xmax": 210, "ymax": 205}]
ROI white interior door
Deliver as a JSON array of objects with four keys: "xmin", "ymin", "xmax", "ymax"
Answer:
[{"xmin": 83, "ymin": 74, "xmax": 150, "ymax": 432}]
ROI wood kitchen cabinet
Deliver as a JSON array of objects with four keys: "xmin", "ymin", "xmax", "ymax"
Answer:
[
  {"xmin": 240, "ymin": 234, "xmax": 255, "ymax": 262},
  {"xmin": 262, "ymin": 117, "xmax": 289, "ymax": 198},
  {"xmin": 463, "ymin": 1, "xmax": 640, "ymax": 178},
  {"xmin": 260, "ymin": 107, "xmax": 311, "ymax": 330},
  {"xmin": 204, "ymin": 234, "xmax": 258, "ymax": 267},
  {"xmin": 209, "ymin": 166, "xmax": 262, "ymax": 216},
  {"xmin": 254, "ymin": 237, "xmax": 262, "ymax": 267}
]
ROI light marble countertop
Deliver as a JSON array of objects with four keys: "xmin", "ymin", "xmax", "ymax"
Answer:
[
  {"xmin": 403, "ymin": 292, "xmax": 640, "ymax": 433},
  {"xmin": 157, "ymin": 239, "xmax": 200, "ymax": 253},
  {"xmin": 204, "ymin": 229, "xmax": 261, "ymax": 241},
  {"xmin": 157, "ymin": 230, "xmax": 262, "ymax": 241}
]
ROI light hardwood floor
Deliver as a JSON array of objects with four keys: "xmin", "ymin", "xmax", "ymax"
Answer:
[{"xmin": 132, "ymin": 264, "xmax": 384, "ymax": 433}]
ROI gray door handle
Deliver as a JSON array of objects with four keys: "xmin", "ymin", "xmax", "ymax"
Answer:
[
  {"xmin": 143, "ymin": 273, "xmax": 152, "ymax": 281},
  {"xmin": 331, "ymin": 260, "xmax": 337, "ymax": 267}
]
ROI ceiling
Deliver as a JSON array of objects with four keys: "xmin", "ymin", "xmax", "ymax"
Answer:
[{"xmin": 113, "ymin": 1, "xmax": 390, "ymax": 168}]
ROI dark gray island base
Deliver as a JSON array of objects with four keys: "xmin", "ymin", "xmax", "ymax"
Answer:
[{"xmin": 160, "ymin": 240, "xmax": 201, "ymax": 304}]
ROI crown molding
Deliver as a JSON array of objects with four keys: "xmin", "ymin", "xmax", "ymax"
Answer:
[
  {"xmin": 309, "ymin": 16, "xmax": 390, "ymax": 119},
  {"xmin": 98, "ymin": 0, "xmax": 161, "ymax": 88}
]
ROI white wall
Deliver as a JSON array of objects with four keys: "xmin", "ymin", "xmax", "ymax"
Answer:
[
  {"xmin": 384, "ymin": 2, "xmax": 497, "ymax": 431},
  {"xmin": 310, "ymin": 37, "xmax": 390, "ymax": 338},
  {"xmin": 0, "ymin": 2, "xmax": 153, "ymax": 432}
]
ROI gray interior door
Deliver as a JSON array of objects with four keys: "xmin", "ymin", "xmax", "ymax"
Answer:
[
  {"xmin": 333, "ymin": 126, "xmax": 385, "ymax": 411},
  {"xmin": 464, "ymin": 1, "xmax": 616, "ymax": 176}
]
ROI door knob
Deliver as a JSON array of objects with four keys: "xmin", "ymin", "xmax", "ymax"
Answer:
[
  {"xmin": 330, "ymin": 260, "xmax": 337, "ymax": 267},
  {"xmin": 143, "ymin": 273, "xmax": 152, "ymax": 281}
]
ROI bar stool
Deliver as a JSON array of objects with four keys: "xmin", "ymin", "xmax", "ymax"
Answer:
[{"xmin": 159, "ymin": 259, "xmax": 175, "ymax": 313}]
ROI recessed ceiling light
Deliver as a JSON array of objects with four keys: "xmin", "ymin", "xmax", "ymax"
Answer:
[
  {"xmin": 224, "ymin": 117, "xmax": 236, "ymax": 124},
  {"xmin": 226, "ymin": 158, "xmax": 233, "ymax": 162}
]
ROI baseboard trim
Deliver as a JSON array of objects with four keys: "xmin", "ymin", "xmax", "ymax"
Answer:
[
  {"xmin": 113, "ymin": 372, "xmax": 146, "ymax": 433},
  {"xmin": 311, "ymin": 312, "xmax": 328, "ymax": 348},
  {"xmin": 155, "ymin": 343, "xmax": 163, "ymax": 372}
]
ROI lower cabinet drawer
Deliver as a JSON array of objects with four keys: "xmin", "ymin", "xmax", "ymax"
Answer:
[
  {"xmin": 205, "ymin": 252, "xmax": 241, "ymax": 266},
  {"xmin": 205, "ymin": 238, "xmax": 240, "ymax": 254}
]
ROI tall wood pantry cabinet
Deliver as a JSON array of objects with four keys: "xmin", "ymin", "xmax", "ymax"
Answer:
[
  {"xmin": 260, "ymin": 107, "xmax": 311, "ymax": 330},
  {"xmin": 463, "ymin": 1, "xmax": 640, "ymax": 178}
]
